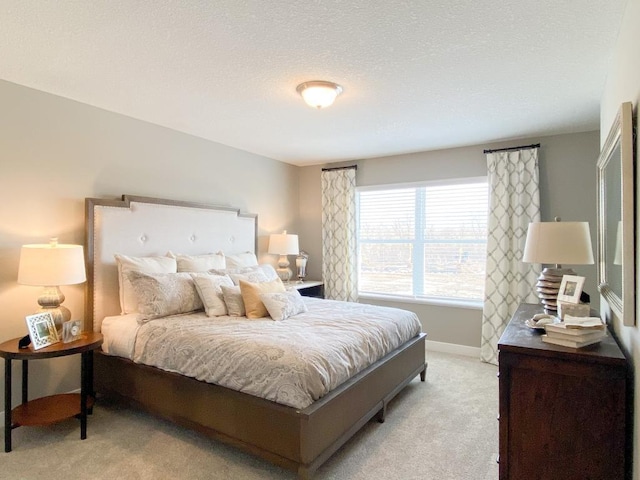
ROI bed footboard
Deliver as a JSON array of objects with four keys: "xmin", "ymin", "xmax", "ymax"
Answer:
[{"xmin": 94, "ymin": 333, "xmax": 427, "ymax": 478}]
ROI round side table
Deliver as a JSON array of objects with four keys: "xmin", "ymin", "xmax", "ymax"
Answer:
[{"xmin": 0, "ymin": 332, "xmax": 103, "ymax": 452}]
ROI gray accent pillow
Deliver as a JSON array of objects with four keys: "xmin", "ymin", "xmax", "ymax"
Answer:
[{"xmin": 221, "ymin": 285, "xmax": 246, "ymax": 317}]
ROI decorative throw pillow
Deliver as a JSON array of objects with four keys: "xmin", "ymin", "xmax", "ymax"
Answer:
[
  {"xmin": 224, "ymin": 251, "xmax": 259, "ymax": 269},
  {"xmin": 260, "ymin": 290, "xmax": 308, "ymax": 321},
  {"xmin": 115, "ymin": 254, "xmax": 177, "ymax": 314},
  {"xmin": 257, "ymin": 264, "xmax": 279, "ymax": 282},
  {"xmin": 168, "ymin": 251, "xmax": 226, "ymax": 272},
  {"xmin": 221, "ymin": 285, "xmax": 245, "ymax": 317},
  {"xmin": 190, "ymin": 273, "xmax": 234, "ymax": 316},
  {"xmin": 209, "ymin": 266, "xmax": 269, "ymax": 285},
  {"xmin": 126, "ymin": 271, "xmax": 203, "ymax": 322},
  {"xmin": 239, "ymin": 278, "xmax": 286, "ymax": 319}
]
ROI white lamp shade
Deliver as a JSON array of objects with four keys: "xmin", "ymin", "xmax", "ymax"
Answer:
[
  {"xmin": 268, "ymin": 231, "xmax": 299, "ymax": 255},
  {"xmin": 18, "ymin": 243, "xmax": 87, "ymax": 286},
  {"xmin": 522, "ymin": 221, "xmax": 594, "ymax": 265}
]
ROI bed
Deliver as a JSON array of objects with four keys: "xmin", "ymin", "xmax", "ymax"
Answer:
[{"xmin": 85, "ymin": 194, "xmax": 427, "ymax": 479}]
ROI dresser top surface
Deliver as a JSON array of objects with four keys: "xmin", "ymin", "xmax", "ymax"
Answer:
[{"xmin": 498, "ymin": 303, "xmax": 627, "ymax": 365}]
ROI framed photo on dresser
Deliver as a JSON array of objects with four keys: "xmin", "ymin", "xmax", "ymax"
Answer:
[{"xmin": 557, "ymin": 275, "xmax": 585, "ymax": 304}]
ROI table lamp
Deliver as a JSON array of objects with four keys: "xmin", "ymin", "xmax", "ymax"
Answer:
[
  {"xmin": 18, "ymin": 238, "xmax": 87, "ymax": 333},
  {"xmin": 268, "ymin": 231, "xmax": 299, "ymax": 283},
  {"xmin": 522, "ymin": 218, "xmax": 594, "ymax": 313}
]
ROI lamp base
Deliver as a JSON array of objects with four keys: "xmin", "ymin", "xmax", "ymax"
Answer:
[
  {"xmin": 535, "ymin": 267, "xmax": 576, "ymax": 314},
  {"xmin": 276, "ymin": 267, "xmax": 293, "ymax": 283},
  {"xmin": 36, "ymin": 286, "xmax": 71, "ymax": 333},
  {"xmin": 276, "ymin": 255, "xmax": 292, "ymax": 283}
]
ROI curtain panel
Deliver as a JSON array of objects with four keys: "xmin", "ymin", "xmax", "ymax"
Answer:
[
  {"xmin": 321, "ymin": 168, "xmax": 358, "ymax": 301},
  {"xmin": 481, "ymin": 148, "xmax": 541, "ymax": 365}
]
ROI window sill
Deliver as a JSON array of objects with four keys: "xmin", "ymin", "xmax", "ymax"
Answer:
[{"xmin": 358, "ymin": 293, "xmax": 483, "ymax": 310}]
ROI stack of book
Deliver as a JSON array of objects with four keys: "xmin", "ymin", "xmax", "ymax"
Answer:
[{"xmin": 542, "ymin": 315, "xmax": 606, "ymax": 348}]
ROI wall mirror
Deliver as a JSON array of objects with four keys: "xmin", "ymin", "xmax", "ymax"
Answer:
[{"xmin": 597, "ymin": 101, "xmax": 635, "ymax": 326}]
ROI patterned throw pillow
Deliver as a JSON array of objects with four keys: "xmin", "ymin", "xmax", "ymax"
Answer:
[
  {"xmin": 190, "ymin": 273, "xmax": 234, "ymax": 316},
  {"xmin": 220, "ymin": 285, "xmax": 245, "ymax": 317},
  {"xmin": 260, "ymin": 290, "xmax": 308, "ymax": 321},
  {"xmin": 126, "ymin": 271, "xmax": 203, "ymax": 322},
  {"xmin": 114, "ymin": 254, "xmax": 177, "ymax": 314},
  {"xmin": 209, "ymin": 265, "xmax": 270, "ymax": 285},
  {"xmin": 256, "ymin": 264, "xmax": 279, "ymax": 282}
]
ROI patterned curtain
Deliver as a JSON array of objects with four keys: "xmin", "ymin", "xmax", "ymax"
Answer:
[
  {"xmin": 480, "ymin": 148, "xmax": 541, "ymax": 365},
  {"xmin": 321, "ymin": 167, "xmax": 358, "ymax": 301}
]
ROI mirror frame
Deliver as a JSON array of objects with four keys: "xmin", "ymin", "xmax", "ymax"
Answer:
[{"xmin": 597, "ymin": 101, "xmax": 635, "ymax": 326}]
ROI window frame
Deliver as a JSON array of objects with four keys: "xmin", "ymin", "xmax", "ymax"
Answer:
[{"xmin": 356, "ymin": 176, "xmax": 488, "ymax": 309}]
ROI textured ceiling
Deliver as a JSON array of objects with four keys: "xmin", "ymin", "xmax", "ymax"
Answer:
[{"xmin": 0, "ymin": 1, "xmax": 628, "ymax": 166}]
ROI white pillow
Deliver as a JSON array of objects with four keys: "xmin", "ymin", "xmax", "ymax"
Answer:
[
  {"xmin": 115, "ymin": 254, "xmax": 177, "ymax": 314},
  {"xmin": 221, "ymin": 285, "xmax": 245, "ymax": 317},
  {"xmin": 167, "ymin": 251, "xmax": 226, "ymax": 272},
  {"xmin": 190, "ymin": 273, "xmax": 234, "ymax": 316},
  {"xmin": 225, "ymin": 251, "xmax": 258, "ymax": 269},
  {"xmin": 257, "ymin": 264, "xmax": 279, "ymax": 282},
  {"xmin": 209, "ymin": 266, "xmax": 269, "ymax": 285},
  {"xmin": 126, "ymin": 271, "xmax": 203, "ymax": 322},
  {"xmin": 260, "ymin": 290, "xmax": 308, "ymax": 321}
]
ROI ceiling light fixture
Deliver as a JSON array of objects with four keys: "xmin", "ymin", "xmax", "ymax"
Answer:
[{"xmin": 296, "ymin": 80, "xmax": 343, "ymax": 109}]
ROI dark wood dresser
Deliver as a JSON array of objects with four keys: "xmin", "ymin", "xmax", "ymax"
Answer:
[{"xmin": 498, "ymin": 303, "xmax": 630, "ymax": 480}]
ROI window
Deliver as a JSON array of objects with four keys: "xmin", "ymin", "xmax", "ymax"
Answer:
[{"xmin": 357, "ymin": 178, "xmax": 488, "ymax": 304}]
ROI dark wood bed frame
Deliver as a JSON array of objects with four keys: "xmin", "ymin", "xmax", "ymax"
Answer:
[{"xmin": 85, "ymin": 195, "xmax": 427, "ymax": 479}]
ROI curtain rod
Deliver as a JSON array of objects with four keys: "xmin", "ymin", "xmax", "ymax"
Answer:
[
  {"xmin": 321, "ymin": 165, "xmax": 358, "ymax": 172},
  {"xmin": 483, "ymin": 143, "xmax": 540, "ymax": 154}
]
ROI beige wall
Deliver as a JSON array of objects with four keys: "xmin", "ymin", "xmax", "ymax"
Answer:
[
  {"xmin": 298, "ymin": 131, "xmax": 600, "ymax": 348},
  {"xmin": 600, "ymin": 0, "xmax": 640, "ymax": 477},
  {"xmin": 0, "ymin": 80, "xmax": 299, "ymax": 408}
]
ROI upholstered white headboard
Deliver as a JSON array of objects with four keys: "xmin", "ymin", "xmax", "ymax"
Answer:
[{"xmin": 85, "ymin": 195, "xmax": 257, "ymax": 331}]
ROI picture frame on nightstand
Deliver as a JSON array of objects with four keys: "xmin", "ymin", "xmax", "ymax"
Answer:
[{"xmin": 25, "ymin": 312, "xmax": 60, "ymax": 350}]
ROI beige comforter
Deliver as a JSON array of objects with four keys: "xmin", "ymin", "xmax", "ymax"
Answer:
[{"xmin": 133, "ymin": 298, "xmax": 422, "ymax": 409}]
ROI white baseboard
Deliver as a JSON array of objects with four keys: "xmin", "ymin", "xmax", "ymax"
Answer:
[{"xmin": 426, "ymin": 339, "xmax": 480, "ymax": 358}]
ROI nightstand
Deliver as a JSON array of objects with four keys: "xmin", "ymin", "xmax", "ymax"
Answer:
[
  {"xmin": 1, "ymin": 332, "xmax": 103, "ymax": 452},
  {"xmin": 290, "ymin": 280, "xmax": 324, "ymax": 298}
]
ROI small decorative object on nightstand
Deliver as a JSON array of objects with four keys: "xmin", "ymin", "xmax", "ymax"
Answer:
[
  {"xmin": 1, "ymin": 332, "xmax": 103, "ymax": 452},
  {"xmin": 24, "ymin": 312, "xmax": 60, "ymax": 350},
  {"xmin": 295, "ymin": 250, "xmax": 309, "ymax": 282},
  {"xmin": 62, "ymin": 319, "xmax": 83, "ymax": 343}
]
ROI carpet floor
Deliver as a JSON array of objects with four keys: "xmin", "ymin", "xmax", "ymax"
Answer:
[{"xmin": 3, "ymin": 351, "xmax": 499, "ymax": 480}]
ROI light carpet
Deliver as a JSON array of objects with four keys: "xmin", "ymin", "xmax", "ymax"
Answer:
[{"xmin": 2, "ymin": 351, "xmax": 499, "ymax": 480}]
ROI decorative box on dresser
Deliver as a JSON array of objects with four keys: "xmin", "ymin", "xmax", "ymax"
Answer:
[{"xmin": 497, "ymin": 303, "xmax": 630, "ymax": 480}]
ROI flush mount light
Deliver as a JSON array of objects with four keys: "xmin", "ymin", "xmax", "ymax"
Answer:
[{"xmin": 296, "ymin": 80, "xmax": 343, "ymax": 109}]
